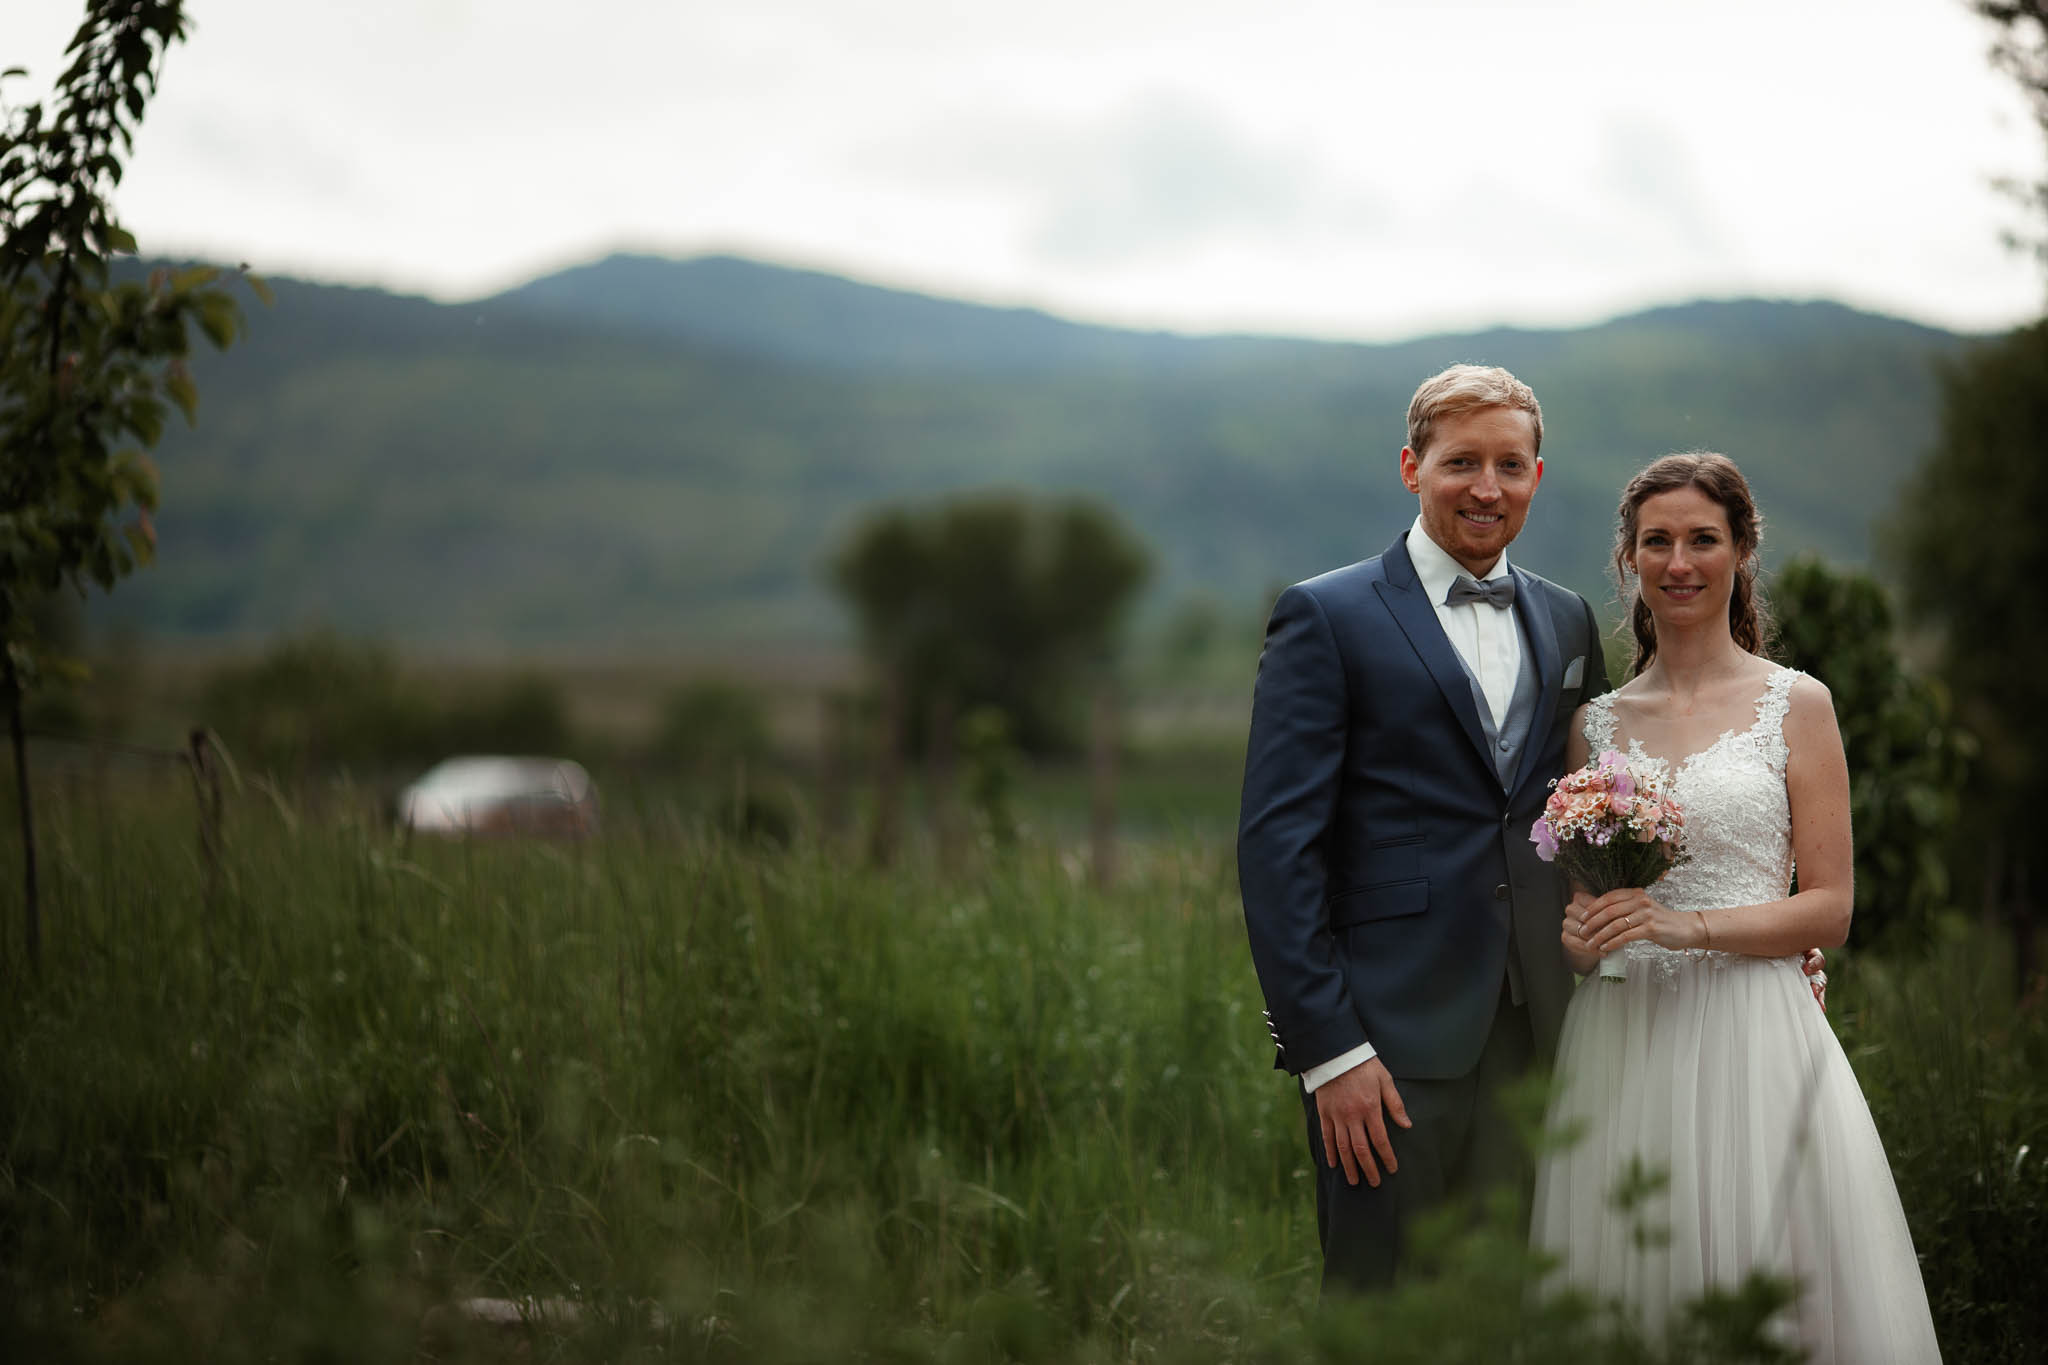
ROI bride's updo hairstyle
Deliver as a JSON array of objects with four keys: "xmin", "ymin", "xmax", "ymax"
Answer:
[{"xmin": 1613, "ymin": 452, "xmax": 1772, "ymax": 677}]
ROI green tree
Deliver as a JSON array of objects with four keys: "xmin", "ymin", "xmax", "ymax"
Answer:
[
  {"xmin": 1881, "ymin": 1, "xmax": 2048, "ymax": 983},
  {"xmin": 2, "ymin": 0, "xmax": 261, "ymax": 968},
  {"xmin": 651, "ymin": 677, "xmax": 772, "ymax": 776},
  {"xmin": 829, "ymin": 492, "xmax": 1152, "ymax": 755},
  {"xmin": 197, "ymin": 632, "xmax": 437, "ymax": 778},
  {"xmin": 1893, "ymin": 324, "xmax": 2048, "ymax": 977},
  {"xmin": 442, "ymin": 671, "xmax": 572, "ymax": 757},
  {"xmin": 1769, "ymin": 556, "xmax": 1973, "ymax": 948}
]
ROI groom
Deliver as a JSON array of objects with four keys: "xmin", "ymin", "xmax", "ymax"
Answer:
[{"xmin": 1237, "ymin": 364, "xmax": 1610, "ymax": 1293}]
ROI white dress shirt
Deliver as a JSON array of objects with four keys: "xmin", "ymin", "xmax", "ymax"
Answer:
[{"xmin": 1301, "ymin": 518, "xmax": 1526, "ymax": 1093}]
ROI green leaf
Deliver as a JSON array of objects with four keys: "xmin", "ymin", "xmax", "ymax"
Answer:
[
  {"xmin": 196, "ymin": 294, "xmax": 237, "ymax": 348},
  {"xmin": 165, "ymin": 365, "xmax": 197, "ymax": 424},
  {"xmin": 123, "ymin": 512, "xmax": 155, "ymax": 564}
]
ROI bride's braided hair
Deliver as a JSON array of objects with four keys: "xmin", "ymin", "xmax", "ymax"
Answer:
[{"xmin": 1613, "ymin": 452, "xmax": 1773, "ymax": 677}]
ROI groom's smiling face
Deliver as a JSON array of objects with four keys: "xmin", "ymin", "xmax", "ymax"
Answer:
[{"xmin": 1400, "ymin": 405, "xmax": 1543, "ymax": 577}]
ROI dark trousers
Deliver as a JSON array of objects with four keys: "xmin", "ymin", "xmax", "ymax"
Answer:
[{"xmin": 1299, "ymin": 988, "xmax": 1535, "ymax": 1295}]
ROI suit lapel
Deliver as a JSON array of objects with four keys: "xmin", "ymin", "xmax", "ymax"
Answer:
[
  {"xmin": 1507, "ymin": 564, "xmax": 1562, "ymax": 797},
  {"xmin": 1373, "ymin": 534, "xmax": 1494, "ymax": 774}
]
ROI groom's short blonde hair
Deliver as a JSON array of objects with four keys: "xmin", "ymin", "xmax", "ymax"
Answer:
[{"xmin": 1405, "ymin": 365, "xmax": 1543, "ymax": 460}]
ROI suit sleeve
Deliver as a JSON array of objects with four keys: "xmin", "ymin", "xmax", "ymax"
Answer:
[
  {"xmin": 1580, "ymin": 594, "xmax": 1613, "ymax": 700},
  {"xmin": 1238, "ymin": 584, "xmax": 1368, "ymax": 1074}
]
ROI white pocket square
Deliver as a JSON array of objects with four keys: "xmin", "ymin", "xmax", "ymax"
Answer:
[{"xmin": 1562, "ymin": 656, "xmax": 1585, "ymax": 689}]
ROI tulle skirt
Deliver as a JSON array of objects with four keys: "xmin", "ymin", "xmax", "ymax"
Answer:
[{"xmin": 1530, "ymin": 949, "xmax": 1941, "ymax": 1363}]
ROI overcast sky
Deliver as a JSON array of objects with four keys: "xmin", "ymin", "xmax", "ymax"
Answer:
[{"xmin": 4, "ymin": 0, "xmax": 2041, "ymax": 341}]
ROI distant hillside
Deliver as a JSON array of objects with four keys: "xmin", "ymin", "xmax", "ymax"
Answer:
[
  {"xmin": 96, "ymin": 254, "xmax": 1977, "ymax": 651},
  {"xmin": 481, "ymin": 252, "xmax": 1301, "ymax": 376}
]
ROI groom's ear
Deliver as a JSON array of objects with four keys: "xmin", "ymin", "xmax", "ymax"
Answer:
[{"xmin": 1399, "ymin": 445, "xmax": 1422, "ymax": 493}]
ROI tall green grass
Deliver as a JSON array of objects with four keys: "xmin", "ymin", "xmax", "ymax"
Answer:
[
  {"xmin": 1, "ymin": 776, "xmax": 2040, "ymax": 1361},
  {"xmin": 1830, "ymin": 926, "xmax": 2048, "ymax": 1364},
  {"xmin": 3, "ymin": 777, "xmax": 1314, "ymax": 1360}
]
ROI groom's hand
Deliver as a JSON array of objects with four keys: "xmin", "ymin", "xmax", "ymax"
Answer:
[
  {"xmin": 1316, "ymin": 1057, "xmax": 1412, "ymax": 1188},
  {"xmin": 1803, "ymin": 947, "xmax": 1828, "ymax": 1010}
]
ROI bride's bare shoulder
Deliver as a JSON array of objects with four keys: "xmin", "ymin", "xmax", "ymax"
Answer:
[
  {"xmin": 1602, "ymin": 675, "xmax": 1656, "ymax": 716},
  {"xmin": 1781, "ymin": 671, "xmax": 1838, "ymax": 731}
]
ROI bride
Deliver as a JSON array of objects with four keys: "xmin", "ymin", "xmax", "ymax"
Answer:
[{"xmin": 1529, "ymin": 453, "xmax": 1940, "ymax": 1361}]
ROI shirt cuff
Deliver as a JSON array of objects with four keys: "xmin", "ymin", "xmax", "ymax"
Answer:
[{"xmin": 1301, "ymin": 1040, "xmax": 1378, "ymax": 1093}]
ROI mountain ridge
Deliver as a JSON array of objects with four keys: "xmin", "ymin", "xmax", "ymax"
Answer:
[
  {"xmin": 478, "ymin": 249, "xmax": 1967, "ymax": 374},
  {"xmin": 91, "ymin": 252, "xmax": 1975, "ymax": 651}
]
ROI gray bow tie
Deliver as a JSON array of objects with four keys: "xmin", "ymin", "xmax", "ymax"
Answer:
[{"xmin": 1446, "ymin": 575, "xmax": 1515, "ymax": 610}]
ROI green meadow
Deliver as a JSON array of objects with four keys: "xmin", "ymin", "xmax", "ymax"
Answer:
[{"xmin": 2, "ymin": 772, "xmax": 2042, "ymax": 1362}]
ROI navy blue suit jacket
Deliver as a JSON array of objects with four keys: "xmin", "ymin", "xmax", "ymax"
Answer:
[{"xmin": 1238, "ymin": 532, "xmax": 1611, "ymax": 1082}]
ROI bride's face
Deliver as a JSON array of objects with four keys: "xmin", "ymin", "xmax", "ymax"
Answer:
[{"xmin": 1627, "ymin": 485, "xmax": 1737, "ymax": 631}]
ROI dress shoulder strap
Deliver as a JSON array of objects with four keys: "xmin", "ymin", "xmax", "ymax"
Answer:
[
  {"xmin": 1582, "ymin": 689, "xmax": 1620, "ymax": 755},
  {"xmin": 1754, "ymin": 667, "xmax": 1802, "ymax": 773}
]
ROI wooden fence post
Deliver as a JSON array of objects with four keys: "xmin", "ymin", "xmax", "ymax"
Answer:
[
  {"xmin": 5, "ymin": 645, "xmax": 39, "ymax": 974},
  {"xmin": 189, "ymin": 728, "xmax": 223, "ymax": 965}
]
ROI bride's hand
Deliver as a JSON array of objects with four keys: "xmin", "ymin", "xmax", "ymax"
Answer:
[
  {"xmin": 1579, "ymin": 888, "xmax": 1705, "ymax": 953},
  {"xmin": 1559, "ymin": 889, "xmax": 1603, "ymax": 974}
]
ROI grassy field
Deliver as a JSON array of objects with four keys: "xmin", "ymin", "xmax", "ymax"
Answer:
[{"xmin": 2, "ymin": 773, "xmax": 2043, "ymax": 1362}]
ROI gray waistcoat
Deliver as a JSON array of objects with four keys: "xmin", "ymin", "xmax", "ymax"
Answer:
[
  {"xmin": 1452, "ymin": 612, "xmax": 1542, "ymax": 791},
  {"xmin": 1449, "ymin": 610, "xmax": 1542, "ymax": 1001}
]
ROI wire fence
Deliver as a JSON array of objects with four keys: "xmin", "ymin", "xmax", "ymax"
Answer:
[{"xmin": 8, "ymin": 727, "xmax": 231, "ymax": 970}]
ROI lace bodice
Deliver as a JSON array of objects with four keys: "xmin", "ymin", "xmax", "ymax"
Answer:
[{"xmin": 1582, "ymin": 668, "xmax": 1801, "ymax": 980}]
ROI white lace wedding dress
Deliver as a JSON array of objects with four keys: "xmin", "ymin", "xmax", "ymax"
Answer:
[{"xmin": 1530, "ymin": 668, "xmax": 1941, "ymax": 1362}]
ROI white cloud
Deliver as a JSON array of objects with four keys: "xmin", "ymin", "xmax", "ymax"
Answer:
[{"xmin": 0, "ymin": 0, "xmax": 2038, "ymax": 338}]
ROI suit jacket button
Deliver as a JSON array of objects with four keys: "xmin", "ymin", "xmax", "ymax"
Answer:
[{"xmin": 1493, "ymin": 883, "xmax": 1510, "ymax": 900}]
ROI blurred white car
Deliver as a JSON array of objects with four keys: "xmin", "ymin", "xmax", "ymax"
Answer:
[{"xmin": 398, "ymin": 756, "xmax": 599, "ymax": 837}]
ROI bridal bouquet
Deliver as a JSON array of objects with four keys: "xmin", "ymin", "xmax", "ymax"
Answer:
[{"xmin": 1530, "ymin": 749, "xmax": 1688, "ymax": 981}]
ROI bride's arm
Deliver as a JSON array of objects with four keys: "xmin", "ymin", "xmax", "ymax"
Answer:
[
  {"xmin": 1580, "ymin": 677, "xmax": 1854, "ymax": 958},
  {"xmin": 1696, "ymin": 675, "xmax": 1853, "ymax": 952}
]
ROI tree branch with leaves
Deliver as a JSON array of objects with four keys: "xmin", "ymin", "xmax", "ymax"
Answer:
[{"xmin": 1, "ymin": 0, "xmax": 265, "ymax": 971}]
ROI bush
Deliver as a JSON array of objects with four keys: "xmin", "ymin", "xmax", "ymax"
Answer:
[
  {"xmin": 649, "ymin": 678, "xmax": 772, "ymax": 776},
  {"xmin": 1833, "ymin": 922, "xmax": 2048, "ymax": 1364},
  {"xmin": 199, "ymin": 632, "xmax": 577, "ymax": 779},
  {"xmin": 1770, "ymin": 557, "xmax": 1972, "ymax": 947},
  {"xmin": 198, "ymin": 630, "xmax": 440, "ymax": 774},
  {"xmin": 442, "ymin": 672, "xmax": 572, "ymax": 755}
]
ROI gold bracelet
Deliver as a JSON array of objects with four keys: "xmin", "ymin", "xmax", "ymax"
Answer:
[{"xmin": 1696, "ymin": 910, "xmax": 1712, "ymax": 949}]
